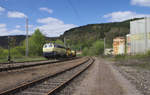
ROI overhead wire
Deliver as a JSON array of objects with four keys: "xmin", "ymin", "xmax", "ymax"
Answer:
[{"xmin": 66, "ymin": 0, "xmax": 82, "ymax": 23}]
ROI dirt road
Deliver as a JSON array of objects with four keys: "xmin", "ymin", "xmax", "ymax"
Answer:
[{"xmin": 73, "ymin": 57, "xmax": 142, "ymax": 95}]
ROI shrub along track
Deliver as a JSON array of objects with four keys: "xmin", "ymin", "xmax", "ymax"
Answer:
[
  {"xmin": 0, "ymin": 57, "xmax": 94, "ymax": 95},
  {"xmin": 0, "ymin": 57, "xmax": 79, "ymax": 72}
]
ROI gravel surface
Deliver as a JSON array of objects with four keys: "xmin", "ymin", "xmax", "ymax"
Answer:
[
  {"xmin": 72, "ymin": 57, "xmax": 123, "ymax": 95},
  {"xmin": 0, "ymin": 58, "xmax": 78, "ymax": 69},
  {"xmin": 115, "ymin": 64, "xmax": 150, "ymax": 95},
  {"xmin": 0, "ymin": 60, "xmax": 55, "ymax": 68},
  {"xmin": 1, "ymin": 57, "xmax": 144, "ymax": 95},
  {"xmin": 0, "ymin": 57, "xmax": 87, "ymax": 93},
  {"xmin": 54, "ymin": 58, "xmax": 93, "ymax": 95},
  {"xmin": 14, "ymin": 57, "xmax": 92, "ymax": 95},
  {"xmin": 54, "ymin": 57, "xmax": 141, "ymax": 95}
]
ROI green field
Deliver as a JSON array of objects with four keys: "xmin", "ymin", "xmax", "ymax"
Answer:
[
  {"xmin": 112, "ymin": 52, "xmax": 150, "ymax": 70},
  {"xmin": 0, "ymin": 56, "xmax": 47, "ymax": 63}
]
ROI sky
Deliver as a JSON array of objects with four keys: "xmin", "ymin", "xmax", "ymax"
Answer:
[{"xmin": 0, "ymin": 0, "xmax": 150, "ymax": 37}]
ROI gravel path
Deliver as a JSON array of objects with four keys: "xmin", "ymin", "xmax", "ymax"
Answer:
[
  {"xmin": 0, "ymin": 57, "xmax": 144, "ymax": 95},
  {"xmin": 107, "ymin": 62, "xmax": 142, "ymax": 95},
  {"xmin": 115, "ymin": 65, "xmax": 150, "ymax": 95},
  {"xmin": 72, "ymin": 57, "xmax": 142, "ymax": 95},
  {"xmin": 0, "ymin": 57, "xmax": 87, "ymax": 92}
]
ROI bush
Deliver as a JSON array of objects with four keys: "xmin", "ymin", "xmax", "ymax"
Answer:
[
  {"xmin": 89, "ymin": 40, "xmax": 104, "ymax": 56},
  {"xmin": 55, "ymin": 40, "xmax": 64, "ymax": 46},
  {"xmin": 0, "ymin": 46, "xmax": 25, "ymax": 59},
  {"xmin": 146, "ymin": 50, "xmax": 150, "ymax": 57},
  {"xmin": 11, "ymin": 47, "xmax": 24, "ymax": 58},
  {"xmin": 23, "ymin": 29, "xmax": 46, "ymax": 56},
  {"xmin": 82, "ymin": 47, "xmax": 89, "ymax": 56},
  {"xmin": 15, "ymin": 46, "xmax": 25, "ymax": 56},
  {"xmin": 82, "ymin": 40, "xmax": 104, "ymax": 56},
  {"xmin": 0, "ymin": 48, "xmax": 8, "ymax": 58}
]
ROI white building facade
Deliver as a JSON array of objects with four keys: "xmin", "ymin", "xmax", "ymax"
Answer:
[{"xmin": 130, "ymin": 18, "xmax": 150, "ymax": 54}]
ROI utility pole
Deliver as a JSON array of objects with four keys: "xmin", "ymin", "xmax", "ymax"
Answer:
[
  {"xmin": 104, "ymin": 37, "xmax": 106, "ymax": 55},
  {"xmin": 25, "ymin": 17, "xmax": 29, "ymax": 57},
  {"xmin": 64, "ymin": 37, "xmax": 66, "ymax": 48},
  {"xmin": 8, "ymin": 35, "xmax": 11, "ymax": 63},
  {"xmin": 145, "ymin": 17, "xmax": 148, "ymax": 53}
]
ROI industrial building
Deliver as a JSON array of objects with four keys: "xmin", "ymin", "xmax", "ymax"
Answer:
[
  {"xmin": 126, "ymin": 34, "xmax": 131, "ymax": 54},
  {"xmin": 113, "ymin": 37, "xmax": 125, "ymax": 55},
  {"xmin": 129, "ymin": 17, "xmax": 150, "ymax": 54}
]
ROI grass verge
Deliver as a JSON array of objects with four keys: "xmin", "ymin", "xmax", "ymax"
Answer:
[{"xmin": 0, "ymin": 56, "xmax": 47, "ymax": 63}]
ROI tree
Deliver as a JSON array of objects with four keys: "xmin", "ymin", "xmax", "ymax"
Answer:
[
  {"xmin": 28, "ymin": 29, "xmax": 46, "ymax": 56},
  {"xmin": 55, "ymin": 39, "xmax": 64, "ymax": 46},
  {"xmin": 82, "ymin": 47, "xmax": 89, "ymax": 56},
  {"xmin": 82, "ymin": 40, "xmax": 104, "ymax": 56},
  {"xmin": 90, "ymin": 40, "xmax": 104, "ymax": 55}
]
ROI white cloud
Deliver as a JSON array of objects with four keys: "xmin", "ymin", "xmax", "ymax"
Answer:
[
  {"xmin": 37, "ymin": 17, "xmax": 63, "ymax": 24},
  {"xmin": 0, "ymin": 24, "xmax": 8, "ymax": 36},
  {"xmin": 9, "ymin": 29, "xmax": 34, "ymax": 36},
  {"xmin": 15, "ymin": 25, "xmax": 21, "ymax": 28},
  {"xmin": 29, "ymin": 25, "xmax": 34, "ymax": 28},
  {"xmin": 0, "ymin": 27, "xmax": 25, "ymax": 36},
  {"xmin": 131, "ymin": 0, "xmax": 150, "ymax": 7},
  {"xmin": 0, "ymin": 6, "xmax": 5, "ymax": 12},
  {"xmin": 36, "ymin": 17, "xmax": 77, "ymax": 37},
  {"xmin": 9, "ymin": 29, "xmax": 25, "ymax": 35},
  {"xmin": 0, "ymin": 23, "xmax": 33, "ymax": 36},
  {"xmin": 39, "ymin": 7, "xmax": 53, "ymax": 14},
  {"xmin": 0, "ymin": 17, "xmax": 76, "ymax": 37},
  {"xmin": 103, "ymin": 11, "xmax": 150, "ymax": 22},
  {"xmin": 8, "ymin": 11, "xmax": 27, "ymax": 18},
  {"xmin": 0, "ymin": 24, "xmax": 6, "ymax": 28}
]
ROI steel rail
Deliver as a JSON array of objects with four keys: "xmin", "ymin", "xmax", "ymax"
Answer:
[
  {"xmin": 0, "ymin": 57, "xmax": 92, "ymax": 95},
  {"xmin": 0, "ymin": 57, "xmax": 80, "ymax": 64},
  {"xmin": 46, "ymin": 57, "xmax": 94, "ymax": 95},
  {"xmin": 0, "ymin": 57, "xmax": 80, "ymax": 72}
]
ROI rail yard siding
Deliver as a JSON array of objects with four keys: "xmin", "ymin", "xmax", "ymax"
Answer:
[
  {"xmin": 130, "ymin": 18, "xmax": 150, "ymax": 54},
  {"xmin": 113, "ymin": 37, "xmax": 125, "ymax": 55}
]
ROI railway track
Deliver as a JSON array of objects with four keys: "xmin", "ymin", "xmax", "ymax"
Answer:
[
  {"xmin": 0, "ymin": 57, "xmax": 79, "ymax": 72},
  {"xmin": 0, "ymin": 57, "xmax": 94, "ymax": 95}
]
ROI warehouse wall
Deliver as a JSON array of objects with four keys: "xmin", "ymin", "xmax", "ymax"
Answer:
[{"xmin": 130, "ymin": 18, "xmax": 150, "ymax": 54}]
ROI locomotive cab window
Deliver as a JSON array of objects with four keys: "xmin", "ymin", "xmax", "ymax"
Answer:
[
  {"xmin": 44, "ymin": 44, "xmax": 47, "ymax": 48},
  {"xmin": 49, "ymin": 44, "xmax": 53, "ymax": 47}
]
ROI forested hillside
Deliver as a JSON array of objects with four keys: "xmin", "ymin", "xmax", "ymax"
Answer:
[
  {"xmin": 0, "ymin": 35, "xmax": 57, "ymax": 49},
  {"xmin": 60, "ymin": 20, "xmax": 129, "ymax": 49},
  {"xmin": 0, "ymin": 35, "xmax": 26, "ymax": 49}
]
